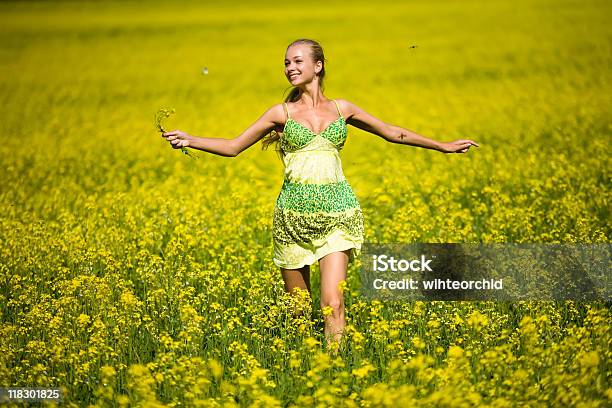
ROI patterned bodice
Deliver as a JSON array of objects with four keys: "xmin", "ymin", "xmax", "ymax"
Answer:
[
  {"xmin": 279, "ymin": 116, "xmax": 348, "ymax": 153},
  {"xmin": 278, "ymin": 102, "xmax": 349, "ymax": 185}
]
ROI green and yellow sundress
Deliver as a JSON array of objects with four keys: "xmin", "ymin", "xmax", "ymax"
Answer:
[{"xmin": 273, "ymin": 99, "xmax": 365, "ymax": 269}]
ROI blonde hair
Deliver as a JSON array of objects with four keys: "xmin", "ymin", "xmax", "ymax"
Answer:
[{"xmin": 261, "ymin": 38, "xmax": 328, "ymax": 159}]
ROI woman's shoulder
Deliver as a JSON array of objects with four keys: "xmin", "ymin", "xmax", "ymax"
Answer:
[
  {"xmin": 333, "ymin": 97, "xmax": 351, "ymax": 107},
  {"xmin": 267, "ymin": 102, "xmax": 288, "ymax": 117},
  {"xmin": 256, "ymin": 103, "xmax": 289, "ymax": 129},
  {"xmin": 333, "ymin": 98, "xmax": 354, "ymax": 118}
]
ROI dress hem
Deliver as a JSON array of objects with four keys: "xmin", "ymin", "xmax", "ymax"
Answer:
[{"xmin": 273, "ymin": 241, "xmax": 362, "ymax": 270}]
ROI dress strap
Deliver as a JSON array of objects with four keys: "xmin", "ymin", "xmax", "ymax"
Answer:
[
  {"xmin": 332, "ymin": 99, "xmax": 343, "ymax": 118},
  {"xmin": 283, "ymin": 102, "xmax": 291, "ymax": 120}
]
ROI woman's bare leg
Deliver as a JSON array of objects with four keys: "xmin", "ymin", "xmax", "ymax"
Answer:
[
  {"xmin": 281, "ymin": 265, "xmax": 311, "ymax": 317},
  {"xmin": 319, "ymin": 249, "xmax": 350, "ymax": 352}
]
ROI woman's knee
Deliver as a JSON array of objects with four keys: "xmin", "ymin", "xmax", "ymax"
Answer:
[{"xmin": 321, "ymin": 296, "xmax": 343, "ymax": 312}]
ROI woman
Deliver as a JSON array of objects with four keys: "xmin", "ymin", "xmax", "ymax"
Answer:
[{"xmin": 162, "ymin": 38, "xmax": 479, "ymax": 353}]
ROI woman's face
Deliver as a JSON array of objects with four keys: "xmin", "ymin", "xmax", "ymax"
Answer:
[{"xmin": 284, "ymin": 44, "xmax": 320, "ymax": 85}]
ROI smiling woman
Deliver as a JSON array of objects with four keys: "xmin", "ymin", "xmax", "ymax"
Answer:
[
  {"xmin": 261, "ymin": 39, "xmax": 331, "ymax": 153},
  {"xmin": 161, "ymin": 37, "xmax": 478, "ymax": 352}
]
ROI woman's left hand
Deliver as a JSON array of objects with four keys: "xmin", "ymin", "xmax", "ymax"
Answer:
[{"xmin": 439, "ymin": 139, "xmax": 480, "ymax": 153}]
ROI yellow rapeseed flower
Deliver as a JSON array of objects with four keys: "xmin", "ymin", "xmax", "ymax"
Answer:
[
  {"xmin": 448, "ymin": 345, "xmax": 464, "ymax": 359},
  {"xmin": 304, "ymin": 337, "xmax": 320, "ymax": 349},
  {"xmin": 427, "ymin": 319, "xmax": 441, "ymax": 329},
  {"xmin": 322, "ymin": 306, "xmax": 333, "ymax": 317},
  {"xmin": 411, "ymin": 336, "xmax": 426, "ymax": 350},
  {"xmin": 76, "ymin": 313, "xmax": 91, "ymax": 327},
  {"xmin": 100, "ymin": 365, "xmax": 116, "ymax": 378},
  {"xmin": 352, "ymin": 361, "xmax": 376, "ymax": 379},
  {"xmin": 289, "ymin": 352, "xmax": 302, "ymax": 369},
  {"xmin": 467, "ymin": 310, "xmax": 488, "ymax": 329},
  {"xmin": 580, "ymin": 351, "xmax": 599, "ymax": 368}
]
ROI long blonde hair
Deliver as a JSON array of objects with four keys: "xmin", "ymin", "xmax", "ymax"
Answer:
[{"xmin": 261, "ymin": 39, "xmax": 328, "ymax": 159}]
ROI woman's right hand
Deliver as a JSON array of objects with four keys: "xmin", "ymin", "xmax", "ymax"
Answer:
[{"xmin": 162, "ymin": 130, "xmax": 193, "ymax": 149}]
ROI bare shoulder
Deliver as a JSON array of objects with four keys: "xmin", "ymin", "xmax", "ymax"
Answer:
[
  {"xmin": 269, "ymin": 103, "xmax": 287, "ymax": 121},
  {"xmin": 258, "ymin": 103, "xmax": 287, "ymax": 126},
  {"xmin": 333, "ymin": 98, "xmax": 391, "ymax": 136},
  {"xmin": 264, "ymin": 103, "xmax": 290, "ymax": 133},
  {"xmin": 334, "ymin": 98, "xmax": 358, "ymax": 120}
]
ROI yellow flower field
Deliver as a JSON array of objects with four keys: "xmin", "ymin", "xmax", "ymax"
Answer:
[{"xmin": 0, "ymin": 0, "xmax": 610, "ymax": 406}]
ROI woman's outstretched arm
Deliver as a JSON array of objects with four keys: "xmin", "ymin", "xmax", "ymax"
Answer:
[
  {"xmin": 338, "ymin": 99, "xmax": 479, "ymax": 154},
  {"xmin": 162, "ymin": 104, "xmax": 285, "ymax": 157}
]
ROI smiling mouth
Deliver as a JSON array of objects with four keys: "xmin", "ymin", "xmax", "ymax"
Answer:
[{"xmin": 289, "ymin": 74, "xmax": 300, "ymax": 79}]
